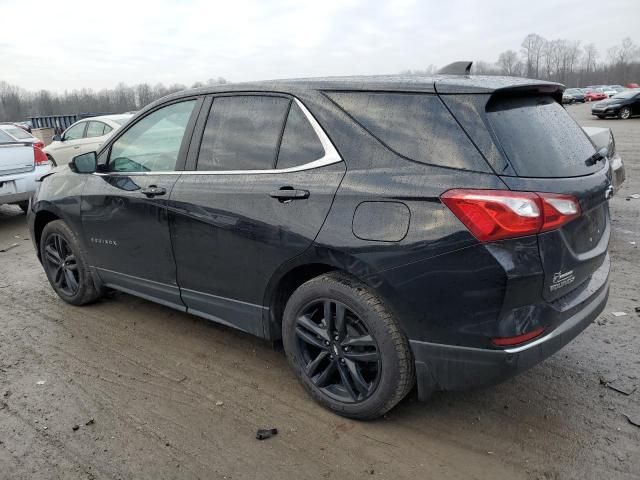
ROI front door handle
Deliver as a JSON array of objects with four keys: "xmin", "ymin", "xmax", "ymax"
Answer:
[
  {"xmin": 141, "ymin": 185, "xmax": 167, "ymax": 198},
  {"xmin": 269, "ymin": 188, "xmax": 310, "ymax": 201}
]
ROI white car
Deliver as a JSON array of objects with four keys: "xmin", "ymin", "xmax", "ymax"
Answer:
[
  {"xmin": 44, "ymin": 114, "xmax": 132, "ymax": 166},
  {"xmin": 601, "ymin": 86, "xmax": 618, "ymax": 98},
  {"xmin": 0, "ymin": 130, "xmax": 51, "ymax": 212}
]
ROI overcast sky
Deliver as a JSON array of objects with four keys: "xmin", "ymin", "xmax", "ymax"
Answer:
[{"xmin": 1, "ymin": 0, "xmax": 638, "ymax": 91}]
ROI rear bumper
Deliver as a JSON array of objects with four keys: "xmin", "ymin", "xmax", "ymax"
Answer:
[
  {"xmin": 410, "ymin": 272, "xmax": 609, "ymax": 399},
  {"xmin": 0, "ymin": 164, "xmax": 51, "ymax": 204}
]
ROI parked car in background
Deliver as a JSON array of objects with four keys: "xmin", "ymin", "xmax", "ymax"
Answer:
[
  {"xmin": 563, "ymin": 88, "xmax": 585, "ymax": 103},
  {"xmin": 0, "ymin": 129, "xmax": 51, "ymax": 212},
  {"xmin": 30, "ymin": 72, "xmax": 613, "ymax": 419},
  {"xmin": 601, "ymin": 86, "xmax": 618, "ymax": 98},
  {"xmin": 624, "ymin": 83, "xmax": 639, "ymax": 89},
  {"xmin": 584, "ymin": 88, "xmax": 607, "ymax": 102},
  {"xmin": 44, "ymin": 114, "xmax": 133, "ymax": 166},
  {"xmin": 591, "ymin": 89, "xmax": 640, "ymax": 119},
  {"xmin": 0, "ymin": 123, "xmax": 45, "ymax": 149}
]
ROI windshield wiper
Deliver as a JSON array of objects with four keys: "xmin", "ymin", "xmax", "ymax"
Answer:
[{"xmin": 585, "ymin": 147, "xmax": 608, "ymax": 166}]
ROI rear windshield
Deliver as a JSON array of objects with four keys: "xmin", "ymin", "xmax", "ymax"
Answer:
[
  {"xmin": 486, "ymin": 95, "xmax": 599, "ymax": 178},
  {"xmin": 2, "ymin": 126, "xmax": 31, "ymax": 140}
]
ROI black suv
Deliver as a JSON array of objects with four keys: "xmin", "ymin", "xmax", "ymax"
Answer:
[{"xmin": 29, "ymin": 72, "xmax": 611, "ymax": 419}]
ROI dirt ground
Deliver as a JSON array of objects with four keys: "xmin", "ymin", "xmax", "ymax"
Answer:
[{"xmin": 0, "ymin": 102, "xmax": 638, "ymax": 480}]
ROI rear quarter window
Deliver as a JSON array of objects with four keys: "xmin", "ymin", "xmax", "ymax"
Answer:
[
  {"xmin": 486, "ymin": 95, "xmax": 598, "ymax": 178},
  {"xmin": 325, "ymin": 92, "xmax": 490, "ymax": 172}
]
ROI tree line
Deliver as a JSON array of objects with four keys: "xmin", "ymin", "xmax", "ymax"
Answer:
[
  {"xmin": 404, "ymin": 36, "xmax": 639, "ymax": 87},
  {"xmin": 0, "ymin": 77, "xmax": 227, "ymax": 122}
]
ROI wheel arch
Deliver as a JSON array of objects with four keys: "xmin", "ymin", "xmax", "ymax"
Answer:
[{"xmin": 262, "ymin": 247, "xmax": 397, "ymax": 341}]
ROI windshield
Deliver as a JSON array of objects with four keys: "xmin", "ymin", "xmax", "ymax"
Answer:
[
  {"xmin": 612, "ymin": 91, "xmax": 638, "ymax": 99},
  {"xmin": 486, "ymin": 95, "xmax": 600, "ymax": 178}
]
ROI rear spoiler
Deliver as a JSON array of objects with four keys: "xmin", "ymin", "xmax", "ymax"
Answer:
[{"xmin": 438, "ymin": 61, "xmax": 473, "ymax": 76}]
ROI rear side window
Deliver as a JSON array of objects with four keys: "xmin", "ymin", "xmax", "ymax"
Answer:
[
  {"xmin": 326, "ymin": 92, "xmax": 490, "ymax": 172},
  {"xmin": 85, "ymin": 121, "xmax": 106, "ymax": 138},
  {"xmin": 486, "ymin": 95, "xmax": 598, "ymax": 178},
  {"xmin": 276, "ymin": 102, "xmax": 325, "ymax": 169},
  {"xmin": 197, "ymin": 96, "xmax": 290, "ymax": 171}
]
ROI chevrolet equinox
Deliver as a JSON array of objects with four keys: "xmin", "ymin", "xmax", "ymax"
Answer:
[{"xmin": 29, "ymin": 68, "xmax": 612, "ymax": 419}]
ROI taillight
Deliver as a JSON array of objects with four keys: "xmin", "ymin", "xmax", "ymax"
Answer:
[
  {"xmin": 34, "ymin": 145, "xmax": 49, "ymax": 165},
  {"xmin": 441, "ymin": 189, "xmax": 581, "ymax": 242},
  {"xmin": 34, "ymin": 140, "xmax": 45, "ymax": 150}
]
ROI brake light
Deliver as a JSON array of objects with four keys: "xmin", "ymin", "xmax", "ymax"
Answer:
[
  {"xmin": 441, "ymin": 189, "xmax": 581, "ymax": 242},
  {"xmin": 492, "ymin": 327, "xmax": 545, "ymax": 346},
  {"xmin": 34, "ymin": 140, "xmax": 45, "ymax": 150},
  {"xmin": 34, "ymin": 145, "xmax": 48, "ymax": 165}
]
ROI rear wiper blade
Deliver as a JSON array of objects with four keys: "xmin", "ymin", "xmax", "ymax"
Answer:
[{"xmin": 585, "ymin": 147, "xmax": 608, "ymax": 166}]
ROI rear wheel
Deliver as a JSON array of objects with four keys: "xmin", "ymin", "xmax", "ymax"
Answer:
[
  {"xmin": 40, "ymin": 220, "xmax": 101, "ymax": 305},
  {"xmin": 282, "ymin": 272, "xmax": 414, "ymax": 419},
  {"xmin": 619, "ymin": 107, "xmax": 631, "ymax": 120}
]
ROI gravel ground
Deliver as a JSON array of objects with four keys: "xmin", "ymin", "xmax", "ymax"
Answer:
[{"xmin": 0, "ymin": 102, "xmax": 638, "ymax": 480}]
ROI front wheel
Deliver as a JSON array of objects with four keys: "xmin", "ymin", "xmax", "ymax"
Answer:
[
  {"xmin": 596, "ymin": 115, "xmax": 605, "ymax": 119},
  {"xmin": 619, "ymin": 107, "xmax": 631, "ymax": 120},
  {"xmin": 282, "ymin": 272, "xmax": 415, "ymax": 419},
  {"xmin": 40, "ymin": 220, "xmax": 101, "ymax": 305}
]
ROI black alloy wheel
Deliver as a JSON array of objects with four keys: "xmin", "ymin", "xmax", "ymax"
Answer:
[
  {"xmin": 294, "ymin": 298, "xmax": 381, "ymax": 403},
  {"xmin": 43, "ymin": 233, "xmax": 80, "ymax": 296}
]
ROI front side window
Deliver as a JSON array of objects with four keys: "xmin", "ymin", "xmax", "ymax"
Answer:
[
  {"xmin": 64, "ymin": 122, "xmax": 86, "ymax": 141},
  {"xmin": 197, "ymin": 95, "xmax": 290, "ymax": 171},
  {"xmin": 108, "ymin": 100, "xmax": 195, "ymax": 172},
  {"xmin": 276, "ymin": 102, "xmax": 325, "ymax": 169},
  {"xmin": 85, "ymin": 121, "xmax": 107, "ymax": 138}
]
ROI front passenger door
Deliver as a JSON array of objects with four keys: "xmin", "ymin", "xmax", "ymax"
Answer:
[{"xmin": 82, "ymin": 99, "xmax": 201, "ymax": 309}]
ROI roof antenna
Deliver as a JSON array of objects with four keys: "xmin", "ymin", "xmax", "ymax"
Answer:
[{"xmin": 438, "ymin": 61, "xmax": 473, "ymax": 76}]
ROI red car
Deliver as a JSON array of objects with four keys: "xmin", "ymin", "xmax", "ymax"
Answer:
[
  {"xmin": 625, "ymin": 83, "xmax": 639, "ymax": 89},
  {"xmin": 584, "ymin": 89, "xmax": 607, "ymax": 102}
]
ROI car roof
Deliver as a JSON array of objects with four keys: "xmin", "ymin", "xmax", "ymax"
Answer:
[
  {"xmin": 155, "ymin": 74, "xmax": 564, "ymax": 106},
  {"xmin": 85, "ymin": 114, "xmax": 133, "ymax": 123}
]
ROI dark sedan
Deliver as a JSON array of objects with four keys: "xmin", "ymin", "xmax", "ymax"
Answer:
[
  {"xmin": 563, "ymin": 88, "xmax": 585, "ymax": 103},
  {"xmin": 591, "ymin": 90, "xmax": 640, "ymax": 119}
]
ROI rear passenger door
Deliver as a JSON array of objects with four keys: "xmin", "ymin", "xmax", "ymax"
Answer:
[{"xmin": 169, "ymin": 94, "xmax": 345, "ymax": 336}]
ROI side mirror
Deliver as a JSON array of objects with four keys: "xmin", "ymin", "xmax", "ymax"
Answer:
[
  {"xmin": 70, "ymin": 151, "xmax": 97, "ymax": 174},
  {"xmin": 52, "ymin": 134, "xmax": 62, "ymax": 142}
]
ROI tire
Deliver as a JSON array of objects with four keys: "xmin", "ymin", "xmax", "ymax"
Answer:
[
  {"xmin": 618, "ymin": 107, "xmax": 631, "ymax": 120},
  {"xmin": 282, "ymin": 272, "xmax": 414, "ymax": 419},
  {"xmin": 40, "ymin": 220, "xmax": 101, "ymax": 306},
  {"xmin": 17, "ymin": 201, "xmax": 29, "ymax": 213},
  {"xmin": 596, "ymin": 115, "xmax": 605, "ymax": 119}
]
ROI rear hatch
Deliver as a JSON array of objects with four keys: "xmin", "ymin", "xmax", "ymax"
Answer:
[
  {"xmin": 445, "ymin": 91, "xmax": 611, "ymax": 302},
  {"xmin": 0, "ymin": 142, "xmax": 35, "ymax": 176}
]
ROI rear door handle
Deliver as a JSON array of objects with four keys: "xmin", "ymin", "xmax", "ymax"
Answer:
[
  {"xmin": 141, "ymin": 185, "xmax": 167, "ymax": 198},
  {"xmin": 269, "ymin": 188, "xmax": 310, "ymax": 201}
]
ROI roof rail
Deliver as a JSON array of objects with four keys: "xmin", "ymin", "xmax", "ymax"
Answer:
[{"xmin": 438, "ymin": 61, "xmax": 473, "ymax": 76}]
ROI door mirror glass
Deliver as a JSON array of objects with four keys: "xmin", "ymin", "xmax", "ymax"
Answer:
[{"xmin": 70, "ymin": 151, "xmax": 97, "ymax": 173}]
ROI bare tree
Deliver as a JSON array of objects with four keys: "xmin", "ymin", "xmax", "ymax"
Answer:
[
  {"xmin": 521, "ymin": 33, "xmax": 546, "ymax": 78},
  {"xmin": 497, "ymin": 50, "xmax": 523, "ymax": 76},
  {"xmin": 583, "ymin": 43, "xmax": 598, "ymax": 73}
]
